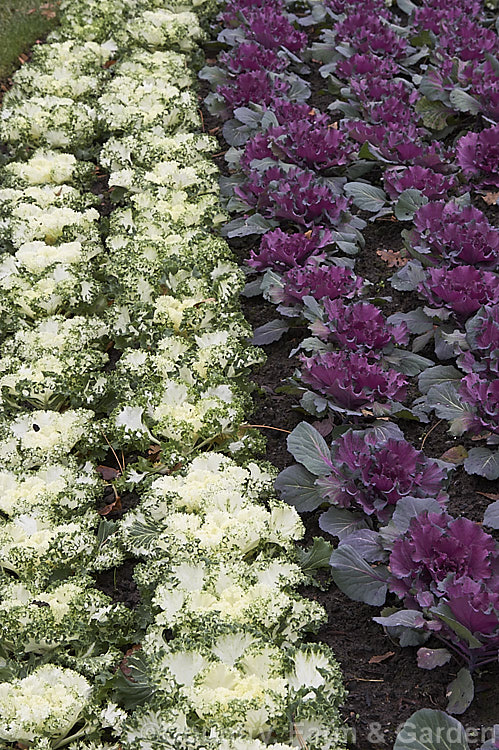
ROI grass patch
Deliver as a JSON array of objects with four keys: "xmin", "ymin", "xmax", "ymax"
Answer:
[{"xmin": 0, "ymin": 0, "xmax": 58, "ymax": 83}]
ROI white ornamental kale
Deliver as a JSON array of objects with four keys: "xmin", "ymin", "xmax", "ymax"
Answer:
[
  {"xmin": 127, "ymin": 10, "xmax": 205, "ymax": 51},
  {"xmin": 0, "ymin": 315, "xmax": 109, "ymax": 410},
  {"xmin": 120, "ymin": 452, "xmax": 302, "ymax": 560},
  {"xmin": 0, "ymin": 460, "xmax": 100, "ymax": 518},
  {"xmin": 0, "ymin": 575, "xmax": 131, "ymax": 657},
  {"xmin": 149, "ymin": 556, "xmax": 325, "ymax": 641},
  {"xmin": 98, "ymin": 78, "xmax": 199, "ymax": 133},
  {"xmin": 0, "ymin": 512, "xmax": 99, "ymax": 583},
  {"xmin": 1, "ymin": 150, "xmax": 88, "ymax": 187},
  {"xmin": 100, "ymin": 131, "xmax": 217, "ymax": 172},
  {"xmin": 0, "ymin": 408, "xmax": 95, "ymax": 466},
  {"xmin": 0, "ymin": 665, "xmax": 91, "ymax": 744},
  {"xmin": 0, "ymin": 96, "xmax": 97, "ymax": 151},
  {"xmin": 10, "ymin": 40, "xmax": 112, "ymax": 100}
]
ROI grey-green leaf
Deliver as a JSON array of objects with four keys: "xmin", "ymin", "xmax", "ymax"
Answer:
[
  {"xmin": 329, "ymin": 545, "xmax": 389, "ymax": 606},
  {"xmin": 275, "ymin": 465, "xmax": 323, "ymax": 512},
  {"xmin": 287, "ymin": 421, "xmax": 332, "ymax": 476},
  {"xmin": 464, "ymin": 447, "xmax": 499, "ymax": 480},
  {"xmin": 483, "ymin": 500, "xmax": 499, "ymax": 529},
  {"xmin": 394, "ymin": 709, "xmax": 469, "ymax": 750},
  {"xmin": 344, "ymin": 182, "xmax": 387, "ymax": 212},
  {"xmin": 446, "ymin": 668, "xmax": 474, "ymax": 715}
]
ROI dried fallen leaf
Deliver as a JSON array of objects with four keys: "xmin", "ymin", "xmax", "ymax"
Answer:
[
  {"xmin": 98, "ymin": 497, "xmax": 122, "ymax": 515},
  {"xmin": 376, "ymin": 248, "xmax": 408, "ymax": 268},
  {"xmin": 439, "ymin": 445, "xmax": 468, "ymax": 465},
  {"xmin": 481, "ymin": 191, "xmax": 499, "ymax": 205},
  {"xmin": 477, "ymin": 491, "xmax": 499, "ymax": 501},
  {"xmin": 369, "ymin": 651, "xmax": 395, "ymax": 664},
  {"xmin": 96, "ymin": 465, "xmax": 121, "ymax": 481}
]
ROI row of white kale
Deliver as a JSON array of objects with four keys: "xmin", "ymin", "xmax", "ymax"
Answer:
[{"xmin": 0, "ymin": 0, "xmax": 348, "ymax": 748}]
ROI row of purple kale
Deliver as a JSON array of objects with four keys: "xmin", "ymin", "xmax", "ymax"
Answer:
[{"xmin": 202, "ymin": 0, "xmax": 499, "ymax": 716}]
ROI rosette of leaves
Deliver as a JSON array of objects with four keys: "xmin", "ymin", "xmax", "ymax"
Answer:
[
  {"xmin": 276, "ymin": 420, "xmax": 449, "ymax": 530},
  {"xmin": 417, "ymin": 358, "xmax": 499, "ymax": 479},
  {"xmin": 296, "ymin": 350, "xmax": 408, "ymax": 417},
  {"xmin": 374, "ymin": 511, "xmax": 499, "ymax": 714}
]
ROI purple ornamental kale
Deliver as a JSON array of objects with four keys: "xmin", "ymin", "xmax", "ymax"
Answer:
[
  {"xmin": 334, "ymin": 15, "xmax": 408, "ymax": 59},
  {"xmin": 336, "ymin": 53, "xmax": 399, "ymax": 81},
  {"xmin": 282, "ymin": 264, "xmax": 363, "ymax": 304},
  {"xmin": 312, "ymin": 299, "xmax": 409, "ymax": 350},
  {"xmin": 418, "ymin": 266, "xmax": 499, "ymax": 320},
  {"xmin": 456, "ymin": 125, "xmax": 499, "ymax": 188},
  {"xmin": 458, "ymin": 305, "xmax": 499, "ymax": 377},
  {"xmin": 438, "ymin": 19, "xmax": 498, "ymax": 61},
  {"xmin": 388, "ymin": 511, "xmax": 499, "ymax": 664},
  {"xmin": 299, "ymin": 350, "xmax": 407, "ymax": 410},
  {"xmin": 389, "ymin": 511, "xmax": 498, "ymax": 606},
  {"xmin": 234, "ymin": 166, "xmax": 351, "ymax": 226},
  {"xmin": 344, "ymin": 121, "xmax": 450, "ymax": 168},
  {"xmin": 217, "ymin": 71, "xmax": 290, "ymax": 114},
  {"xmin": 219, "ymin": 43, "xmax": 288, "ymax": 74},
  {"xmin": 384, "ymin": 166, "xmax": 457, "ymax": 201},
  {"xmin": 326, "ymin": 0, "xmax": 391, "ymax": 15},
  {"xmin": 220, "ymin": 0, "xmax": 283, "ymax": 26},
  {"xmin": 241, "ymin": 121, "xmax": 354, "ymax": 172},
  {"xmin": 247, "ymin": 227, "xmax": 332, "ymax": 272},
  {"xmin": 459, "ymin": 60, "xmax": 499, "ymax": 124},
  {"xmin": 458, "ymin": 373, "xmax": 499, "ymax": 436},
  {"xmin": 316, "ymin": 429, "xmax": 448, "ymax": 522},
  {"xmin": 411, "ymin": 201, "xmax": 499, "ymax": 267},
  {"xmin": 246, "ymin": 8, "xmax": 307, "ymax": 53},
  {"xmin": 414, "ymin": 2, "xmax": 482, "ymax": 33},
  {"xmin": 270, "ymin": 100, "xmax": 330, "ymax": 127}
]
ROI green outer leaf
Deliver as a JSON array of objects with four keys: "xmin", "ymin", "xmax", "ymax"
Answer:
[
  {"xmin": 395, "ymin": 189, "xmax": 428, "ymax": 221},
  {"xmin": 394, "ymin": 709, "xmax": 469, "ymax": 750},
  {"xmin": 446, "ymin": 668, "xmax": 474, "ymax": 715},
  {"xmin": 415, "ymin": 97, "xmax": 450, "ymax": 130},
  {"xmin": 418, "ymin": 366, "xmax": 462, "ymax": 394},
  {"xmin": 483, "ymin": 500, "xmax": 499, "ymax": 529},
  {"xmin": 449, "ymin": 88, "xmax": 481, "ymax": 114},
  {"xmin": 329, "ymin": 545, "xmax": 389, "ymax": 606},
  {"xmin": 344, "ymin": 182, "xmax": 387, "ymax": 212},
  {"xmin": 297, "ymin": 537, "xmax": 334, "ymax": 575},
  {"xmin": 274, "ymin": 464, "xmax": 323, "ymax": 512},
  {"xmin": 319, "ymin": 506, "xmax": 368, "ymax": 540},
  {"xmin": 463, "ymin": 447, "xmax": 499, "ymax": 480},
  {"xmin": 251, "ymin": 318, "xmax": 289, "ymax": 345},
  {"xmin": 286, "ymin": 421, "xmax": 332, "ymax": 476}
]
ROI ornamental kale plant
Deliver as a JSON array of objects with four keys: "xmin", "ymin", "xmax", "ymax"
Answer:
[
  {"xmin": 281, "ymin": 264, "xmax": 363, "ymax": 305},
  {"xmin": 317, "ymin": 429, "xmax": 448, "ymax": 523},
  {"xmin": 310, "ymin": 299, "xmax": 409, "ymax": 352},
  {"xmin": 241, "ymin": 120, "xmax": 354, "ymax": 172},
  {"xmin": 277, "ymin": 422, "xmax": 449, "ymax": 525},
  {"xmin": 458, "ymin": 304, "xmax": 499, "ymax": 377},
  {"xmin": 384, "ymin": 167, "xmax": 457, "ymax": 201},
  {"xmin": 245, "ymin": 8, "xmax": 307, "ymax": 53},
  {"xmin": 418, "ymin": 266, "xmax": 499, "ymax": 320},
  {"xmin": 410, "ymin": 201, "xmax": 499, "ymax": 267},
  {"xmin": 456, "ymin": 125, "xmax": 499, "ymax": 188},
  {"xmin": 299, "ymin": 350, "xmax": 407, "ymax": 411},
  {"xmin": 219, "ymin": 43, "xmax": 288, "ymax": 74},
  {"xmin": 234, "ymin": 166, "xmax": 351, "ymax": 226},
  {"xmin": 247, "ymin": 227, "xmax": 332, "ymax": 272},
  {"xmin": 458, "ymin": 373, "xmax": 499, "ymax": 436},
  {"xmin": 387, "ymin": 511, "xmax": 499, "ymax": 669},
  {"xmin": 216, "ymin": 70, "xmax": 290, "ymax": 113},
  {"xmin": 334, "ymin": 14, "xmax": 408, "ymax": 58}
]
